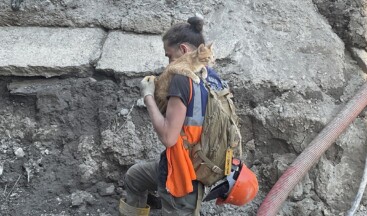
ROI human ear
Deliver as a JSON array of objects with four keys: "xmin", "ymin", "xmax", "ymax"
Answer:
[{"xmin": 179, "ymin": 43, "xmax": 189, "ymax": 54}]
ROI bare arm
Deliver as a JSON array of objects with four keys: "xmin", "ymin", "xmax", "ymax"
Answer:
[{"xmin": 144, "ymin": 95, "xmax": 186, "ymax": 148}]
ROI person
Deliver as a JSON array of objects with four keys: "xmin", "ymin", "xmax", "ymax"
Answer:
[{"xmin": 119, "ymin": 16, "xmax": 226, "ymax": 216}]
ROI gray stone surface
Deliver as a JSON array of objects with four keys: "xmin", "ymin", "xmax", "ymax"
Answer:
[
  {"xmin": 14, "ymin": 147, "xmax": 25, "ymax": 158},
  {"xmin": 77, "ymin": 136, "xmax": 101, "ymax": 184},
  {"xmin": 0, "ymin": 27, "xmax": 106, "ymax": 77},
  {"xmin": 207, "ymin": 0, "xmax": 345, "ymax": 94},
  {"xmin": 101, "ymin": 118, "xmax": 163, "ymax": 166},
  {"xmin": 352, "ymin": 48, "xmax": 367, "ymax": 73},
  {"xmin": 0, "ymin": 0, "xmax": 203, "ymax": 34},
  {"xmin": 313, "ymin": 0, "xmax": 367, "ymax": 49},
  {"xmin": 97, "ymin": 182, "xmax": 115, "ymax": 196},
  {"xmin": 96, "ymin": 32, "xmax": 168, "ymax": 76},
  {"xmin": 314, "ymin": 119, "xmax": 367, "ymax": 212},
  {"xmin": 71, "ymin": 190, "xmax": 95, "ymax": 207}
]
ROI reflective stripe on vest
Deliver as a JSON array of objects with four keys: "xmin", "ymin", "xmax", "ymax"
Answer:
[{"xmin": 184, "ymin": 82, "xmax": 205, "ymax": 126}]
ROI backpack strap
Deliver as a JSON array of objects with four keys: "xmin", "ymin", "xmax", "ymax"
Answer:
[
  {"xmin": 201, "ymin": 71, "xmax": 237, "ymax": 125},
  {"xmin": 182, "ymin": 139, "xmax": 224, "ymax": 174},
  {"xmin": 197, "ymin": 150, "xmax": 223, "ymax": 174},
  {"xmin": 194, "ymin": 182, "xmax": 204, "ymax": 216},
  {"xmin": 181, "ymin": 77, "xmax": 194, "ymax": 149},
  {"xmin": 188, "ymin": 77, "xmax": 193, "ymax": 104}
]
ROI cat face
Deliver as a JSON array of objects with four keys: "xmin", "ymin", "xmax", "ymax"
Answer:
[{"xmin": 197, "ymin": 43, "xmax": 214, "ymax": 65}]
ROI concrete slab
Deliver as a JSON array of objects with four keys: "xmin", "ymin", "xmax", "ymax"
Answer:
[
  {"xmin": 96, "ymin": 32, "xmax": 168, "ymax": 76},
  {"xmin": 0, "ymin": 0, "xmax": 173, "ymax": 34},
  {"xmin": 0, "ymin": 27, "xmax": 106, "ymax": 77}
]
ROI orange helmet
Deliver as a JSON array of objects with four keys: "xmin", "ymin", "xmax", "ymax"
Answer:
[{"xmin": 203, "ymin": 159, "xmax": 259, "ymax": 206}]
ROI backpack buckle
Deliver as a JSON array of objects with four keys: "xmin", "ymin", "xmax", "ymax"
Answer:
[{"xmin": 212, "ymin": 165, "xmax": 223, "ymax": 174}]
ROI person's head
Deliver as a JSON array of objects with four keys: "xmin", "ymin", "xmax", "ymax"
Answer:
[{"xmin": 163, "ymin": 16, "xmax": 205, "ymax": 63}]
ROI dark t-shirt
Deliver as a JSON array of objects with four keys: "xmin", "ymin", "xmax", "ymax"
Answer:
[
  {"xmin": 167, "ymin": 74, "xmax": 191, "ymax": 107},
  {"xmin": 159, "ymin": 74, "xmax": 190, "ymax": 188}
]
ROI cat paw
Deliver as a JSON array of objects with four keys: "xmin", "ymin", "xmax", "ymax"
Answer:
[{"xmin": 193, "ymin": 76, "xmax": 201, "ymax": 84}]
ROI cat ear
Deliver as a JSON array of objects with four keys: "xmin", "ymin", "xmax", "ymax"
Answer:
[
  {"xmin": 198, "ymin": 43, "xmax": 205, "ymax": 52},
  {"xmin": 207, "ymin": 42, "xmax": 214, "ymax": 50}
]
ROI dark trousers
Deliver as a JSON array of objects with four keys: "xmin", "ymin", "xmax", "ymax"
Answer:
[{"xmin": 124, "ymin": 160, "xmax": 203, "ymax": 215}]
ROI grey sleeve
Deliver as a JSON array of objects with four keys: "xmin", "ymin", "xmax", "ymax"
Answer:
[{"xmin": 167, "ymin": 74, "xmax": 191, "ymax": 107}]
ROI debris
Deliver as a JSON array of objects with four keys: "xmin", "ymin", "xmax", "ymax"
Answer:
[
  {"xmin": 24, "ymin": 166, "xmax": 31, "ymax": 183},
  {"xmin": 7, "ymin": 78, "xmax": 65, "ymax": 96},
  {"xmin": 14, "ymin": 147, "xmax": 25, "ymax": 158},
  {"xmin": 5, "ymin": 130, "xmax": 11, "ymax": 138},
  {"xmin": 119, "ymin": 108, "xmax": 129, "ymax": 116},
  {"xmin": 71, "ymin": 190, "xmax": 95, "ymax": 207},
  {"xmin": 89, "ymin": 77, "xmax": 97, "ymax": 82},
  {"xmin": 97, "ymin": 182, "xmax": 115, "ymax": 196},
  {"xmin": 245, "ymin": 139, "xmax": 255, "ymax": 151}
]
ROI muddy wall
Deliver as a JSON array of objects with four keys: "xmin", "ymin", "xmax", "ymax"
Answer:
[{"xmin": 0, "ymin": 0, "xmax": 367, "ymax": 215}]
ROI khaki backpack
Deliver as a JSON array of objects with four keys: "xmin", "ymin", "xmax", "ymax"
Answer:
[{"xmin": 183, "ymin": 76, "xmax": 242, "ymax": 186}]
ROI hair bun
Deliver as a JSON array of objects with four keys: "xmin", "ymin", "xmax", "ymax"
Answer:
[{"xmin": 187, "ymin": 16, "xmax": 204, "ymax": 32}]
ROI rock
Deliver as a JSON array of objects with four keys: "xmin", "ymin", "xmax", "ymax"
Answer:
[
  {"xmin": 14, "ymin": 147, "xmax": 25, "ymax": 158},
  {"xmin": 293, "ymin": 197, "xmax": 325, "ymax": 215},
  {"xmin": 101, "ymin": 121, "xmax": 144, "ymax": 165},
  {"xmin": 208, "ymin": 0, "xmax": 345, "ymax": 95},
  {"xmin": 245, "ymin": 139, "xmax": 256, "ymax": 151},
  {"xmin": 78, "ymin": 161, "xmax": 99, "ymax": 184},
  {"xmin": 7, "ymin": 78, "xmax": 67, "ymax": 96},
  {"xmin": 352, "ymin": 48, "xmax": 367, "ymax": 73},
  {"xmin": 252, "ymin": 93, "xmax": 338, "ymax": 155},
  {"xmin": 0, "ymin": 27, "xmax": 106, "ymax": 77},
  {"xmin": 314, "ymin": 119, "xmax": 367, "ymax": 212},
  {"xmin": 96, "ymin": 182, "xmax": 115, "ymax": 196},
  {"xmin": 0, "ymin": 163, "xmax": 3, "ymax": 176},
  {"xmin": 119, "ymin": 108, "xmax": 129, "ymax": 116},
  {"xmin": 105, "ymin": 185, "xmax": 115, "ymax": 195},
  {"xmin": 96, "ymin": 32, "xmax": 167, "ymax": 76},
  {"xmin": 70, "ymin": 190, "xmax": 95, "ymax": 207},
  {"xmin": 313, "ymin": 0, "xmax": 367, "ymax": 49},
  {"xmin": 136, "ymin": 98, "xmax": 146, "ymax": 108},
  {"xmin": 77, "ymin": 136, "xmax": 101, "ymax": 183}
]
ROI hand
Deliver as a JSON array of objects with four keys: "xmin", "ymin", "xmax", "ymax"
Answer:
[{"xmin": 140, "ymin": 75, "xmax": 156, "ymax": 99}]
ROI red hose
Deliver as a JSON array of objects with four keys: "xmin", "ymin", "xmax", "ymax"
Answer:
[{"xmin": 257, "ymin": 82, "xmax": 367, "ymax": 216}]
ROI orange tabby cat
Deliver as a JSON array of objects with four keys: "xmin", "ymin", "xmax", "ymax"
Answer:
[{"xmin": 154, "ymin": 43, "xmax": 214, "ymax": 113}]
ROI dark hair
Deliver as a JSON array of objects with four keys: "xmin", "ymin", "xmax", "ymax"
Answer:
[{"xmin": 162, "ymin": 16, "xmax": 205, "ymax": 48}]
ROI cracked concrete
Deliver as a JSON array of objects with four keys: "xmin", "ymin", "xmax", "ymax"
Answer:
[
  {"xmin": 96, "ymin": 32, "xmax": 168, "ymax": 76},
  {"xmin": 0, "ymin": 27, "xmax": 106, "ymax": 77}
]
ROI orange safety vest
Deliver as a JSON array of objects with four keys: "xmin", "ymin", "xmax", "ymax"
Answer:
[{"xmin": 165, "ymin": 78, "xmax": 208, "ymax": 197}]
